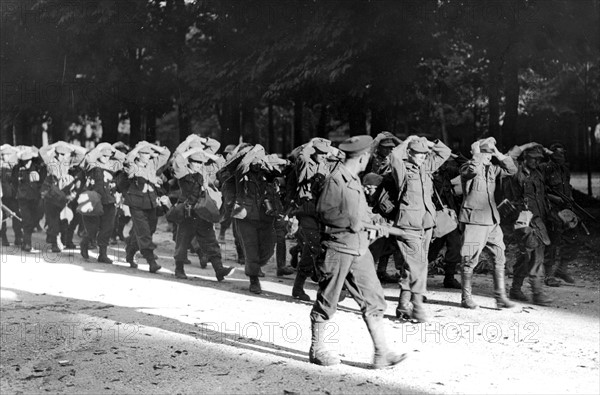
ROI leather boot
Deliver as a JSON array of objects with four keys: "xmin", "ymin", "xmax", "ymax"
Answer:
[
  {"xmin": 292, "ymin": 272, "xmax": 310, "ymax": 301},
  {"xmin": 212, "ymin": 259, "xmax": 235, "ymax": 282},
  {"xmin": 530, "ymin": 277, "xmax": 553, "ymax": 306},
  {"xmin": 22, "ymin": 233, "xmax": 32, "ymax": 252},
  {"xmin": 80, "ymin": 238, "xmax": 89, "ymax": 260},
  {"xmin": 175, "ymin": 261, "xmax": 188, "ymax": 279},
  {"xmin": 249, "ymin": 276, "xmax": 261, "ymax": 294},
  {"xmin": 509, "ymin": 276, "xmax": 528, "ymax": 301},
  {"xmin": 395, "ymin": 289, "xmax": 413, "ymax": 319},
  {"xmin": 460, "ymin": 269, "xmax": 479, "ymax": 309},
  {"xmin": 143, "ymin": 250, "xmax": 161, "ymax": 273},
  {"xmin": 97, "ymin": 246, "xmax": 113, "ymax": 264},
  {"xmin": 309, "ymin": 320, "xmax": 340, "ymax": 366},
  {"xmin": 125, "ymin": 243, "xmax": 137, "ymax": 268},
  {"xmin": 555, "ymin": 260, "xmax": 575, "ymax": 284},
  {"xmin": 364, "ymin": 315, "xmax": 407, "ymax": 369},
  {"xmin": 544, "ymin": 261, "xmax": 561, "ymax": 287},
  {"xmin": 493, "ymin": 268, "xmax": 515, "ymax": 308},
  {"xmin": 411, "ymin": 293, "xmax": 428, "ymax": 323},
  {"xmin": 443, "ymin": 274, "xmax": 462, "ymax": 289}
]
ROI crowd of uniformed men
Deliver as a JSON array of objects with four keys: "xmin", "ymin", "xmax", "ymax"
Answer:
[{"xmin": 0, "ymin": 131, "xmax": 580, "ymax": 368}]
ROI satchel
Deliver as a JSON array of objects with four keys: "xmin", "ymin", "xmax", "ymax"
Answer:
[
  {"xmin": 193, "ymin": 187, "xmax": 221, "ymax": 223},
  {"xmin": 44, "ymin": 184, "xmax": 68, "ymax": 209},
  {"xmin": 432, "ymin": 185, "xmax": 458, "ymax": 238},
  {"xmin": 165, "ymin": 202, "xmax": 186, "ymax": 224},
  {"xmin": 76, "ymin": 190, "xmax": 104, "ymax": 216}
]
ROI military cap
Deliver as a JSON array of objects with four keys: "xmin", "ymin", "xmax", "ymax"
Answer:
[
  {"xmin": 362, "ymin": 172, "xmax": 383, "ymax": 186},
  {"xmin": 479, "ymin": 142, "xmax": 495, "ymax": 153},
  {"xmin": 550, "ymin": 142, "xmax": 565, "ymax": 151},
  {"xmin": 407, "ymin": 138, "xmax": 429, "ymax": 153},
  {"xmin": 55, "ymin": 144, "xmax": 73, "ymax": 155},
  {"xmin": 137, "ymin": 144, "xmax": 154, "ymax": 154},
  {"xmin": 379, "ymin": 138, "xmax": 396, "ymax": 147},
  {"xmin": 558, "ymin": 209, "xmax": 578, "ymax": 229},
  {"xmin": 95, "ymin": 142, "xmax": 113, "ymax": 157},
  {"xmin": 524, "ymin": 146, "xmax": 544, "ymax": 158},
  {"xmin": 339, "ymin": 135, "xmax": 373, "ymax": 158},
  {"xmin": 188, "ymin": 151, "xmax": 208, "ymax": 163}
]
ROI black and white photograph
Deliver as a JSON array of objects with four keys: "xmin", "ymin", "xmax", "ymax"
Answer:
[{"xmin": 1, "ymin": 0, "xmax": 599, "ymax": 393}]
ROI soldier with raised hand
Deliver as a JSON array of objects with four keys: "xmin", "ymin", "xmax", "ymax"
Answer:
[
  {"xmin": 309, "ymin": 135, "xmax": 406, "ymax": 369},
  {"xmin": 123, "ymin": 141, "xmax": 170, "ymax": 273},
  {"xmin": 1, "ymin": 145, "xmax": 22, "ymax": 247},
  {"xmin": 506, "ymin": 143, "xmax": 553, "ymax": 306},
  {"xmin": 79, "ymin": 143, "xmax": 126, "ymax": 263},
  {"xmin": 458, "ymin": 137, "xmax": 517, "ymax": 309},
  {"xmin": 389, "ymin": 135, "xmax": 451, "ymax": 322},
  {"xmin": 171, "ymin": 135, "xmax": 234, "ymax": 281},
  {"xmin": 12, "ymin": 147, "xmax": 45, "ymax": 252}
]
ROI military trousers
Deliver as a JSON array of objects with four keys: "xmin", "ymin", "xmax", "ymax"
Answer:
[
  {"xmin": 460, "ymin": 223, "xmax": 506, "ymax": 272},
  {"xmin": 310, "ymin": 247, "xmax": 386, "ymax": 322},
  {"xmin": 127, "ymin": 207, "xmax": 158, "ymax": 257},
  {"xmin": 82, "ymin": 204, "xmax": 116, "ymax": 248},
  {"xmin": 235, "ymin": 218, "xmax": 275, "ymax": 277},
  {"xmin": 296, "ymin": 215, "xmax": 321, "ymax": 276},
  {"xmin": 174, "ymin": 216, "xmax": 221, "ymax": 265},
  {"xmin": 397, "ymin": 228, "xmax": 433, "ymax": 295},
  {"xmin": 43, "ymin": 199, "xmax": 63, "ymax": 242},
  {"xmin": 18, "ymin": 199, "xmax": 40, "ymax": 245}
]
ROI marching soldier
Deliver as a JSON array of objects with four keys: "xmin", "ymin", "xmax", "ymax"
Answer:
[
  {"xmin": 1, "ymin": 145, "xmax": 22, "ymax": 246},
  {"xmin": 458, "ymin": 138, "xmax": 517, "ymax": 309},
  {"xmin": 389, "ymin": 135, "xmax": 451, "ymax": 322},
  {"xmin": 123, "ymin": 141, "xmax": 171, "ymax": 273},
  {"xmin": 218, "ymin": 144, "xmax": 238, "ymax": 241},
  {"xmin": 12, "ymin": 147, "xmax": 45, "ymax": 252},
  {"xmin": 80, "ymin": 143, "xmax": 126, "ymax": 263},
  {"xmin": 541, "ymin": 142, "xmax": 577, "ymax": 286},
  {"xmin": 507, "ymin": 144, "xmax": 553, "ymax": 306},
  {"xmin": 309, "ymin": 135, "xmax": 406, "ymax": 369},
  {"xmin": 40, "ymin": 142, "xmax": 86, "ymax": 252},
  {"xmin": 171, "ymin": 135, "xmax": 234, "ymax": 281}
]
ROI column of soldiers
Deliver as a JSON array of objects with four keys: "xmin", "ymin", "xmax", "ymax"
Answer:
[{"xmin": 0, "ymin": 132, "xmax": 586, "ymax": 369}]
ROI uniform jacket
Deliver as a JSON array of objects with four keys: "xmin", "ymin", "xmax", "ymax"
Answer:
[
  {"xmin": 235, "ymin": 167, "xmax": 279, "ymax": 222},
  {"xmin": 389, "ymin": 140, "xmax": 451, "ymax": 230},
  {"xmin": 11, "ymin": 159, "xmax": 46, "ymax": 200},
  {"xmin": 317, "ymin": 165, "xmax": 371, "ymax": 256},
  {"xmin": 124, "ymin": 148, "xmax": 170, "ymax": 210},
  {"xmin": 86, "ymin": 167, "xmax": 117, "ymax": 205},
  {"xmin": 459, "ymin": 153, "xmax": 517, "ymax": 225}
]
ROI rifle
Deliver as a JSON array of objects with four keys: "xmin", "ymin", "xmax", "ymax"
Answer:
[
  {"xmin": 549, "ymin": 188, "xmax": 594, "ymax": 235},
  {"xmin": 324, "ymin": 221, "xmax": 422, "ymax": 241},
  {"xmin": 1, "ymin": 203, "xmax": 22, "ymax": 222}
]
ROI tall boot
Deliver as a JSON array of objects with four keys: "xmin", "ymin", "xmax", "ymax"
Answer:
[
  {"xmin": 49, "ymin": 235, "xmax": 61, "ymax": 253},
  {"xmin": 443, "ymin": 261, "xmax": 461, "ymax": 289},
  {"xmin": 530, "ymin": 277, "xmax": 553, "ymax": 306},
  {"xmin": 555, "ymin": 259, "xmax": 575, "ymax": 284},
  {"xmin": 97, "ymin": 246, "xmax": 113, "ymax": 264},
  {"xmin": 309, "ymin": 320, "xmax": 340, "ymax": 366},
  {"xmin": 143, "ymin": 249, "xmax": 161, "ymax": 273},
  {"xmin": 249, "ymin": 276, "xmax": 261, "ymax": 294},
  {"xmin": 395, "ymin": 289, "xmax": 413, "ymax": 319},
  {"xmin": 22, "ymin": 233, "xmax": 32, "ymax": 252},
  {"xmin": 493, "ymin": 268, "xmax": 515, "ymax": 308},
  {"xmin": 411, "ymin": 293, "xmax": 428, "ymax": 323},
  {"xmin": 509, "ymin": 276, "xmax": 528, "ymax": 301},
  {"xmin": 174, "ymin": 261, "xmax": 188, "ymax": 279},
  {"xmin": 364, "ymin": 315, "xmax": 407, "ymax": 369},
  {"xmin": 460, "ymin": 268, "xmax": 478, "ymax": 309},
  {"xmin": 544, "ymin": 258, "xmax": 561, "ymax": 287},
  {"xmin": 211, "ymin": 258, "xmax": 234, "ymax": 282},
  {"xmin": 292, "ymin": 272, "xmax": 310, "ymax": 301},
  {"xmin": 80, "ymin": 237, "xmax": 89, "ymax": 260},
  {"xmin": 125, "ymin": 242, "xmax": 137, "ymax": 268}
]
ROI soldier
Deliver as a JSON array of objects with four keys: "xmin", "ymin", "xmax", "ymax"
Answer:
[
  {"xmin": 171, "ymin": 135, "xmax": 234, "ymax": 281},
  {"xmin": 541, "ymin": 142, "xmax": 576, "ymax": 286},
  {"xmin": 39, "ymin": 142, "xmax": 85, "ymax": 252},
  {"xmin": 80, "ymin": 143, "xmax": 126, "ymax": 263},
  {"xmin": 309, "ymin": 135, "xmax": 406, "ymax": 369},
  {"xmin": 389, "ymin": 135, "xmax": 451, "ymax": 322},
  {"xmin": 218, "ymin": 144, "xmax": 238, "ymax": 241},
  {"xmin": 366, "ymin": 132, "xmax": 401, "ymax": 175},
  {"xmin": 123, "ymin": 141, "xmax": 171, "ymax": 273},
  {"xmin": 1, "ymin": 145, "xmax": 22, "ymax": 246},
  {"xmin": 289, "ymin": 138, "xmax": 339, "ymax": 301},
  {"xmin": 12, "ymin": 147, "xmax": 45, "ymax": 252},
  {"xmin": 507, "ymin": 144, "xmax": 553, "ymax": 306},
  {"xmin": 233, "ymin": 145, "xmax": 287, "ymax": 294},
  {"xmin": 458, "ymin": 138, "xmax": 517, "ymax": 309}
]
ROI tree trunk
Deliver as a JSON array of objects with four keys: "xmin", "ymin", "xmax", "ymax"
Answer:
[
  {"xmin": 268, "ymin": 101, "xmax": 275, "ymax": 153},
  {"xmin": 370, "ymin": 105, "xmax": 390, "ymax": 136},
  {"xmin": 99, "ymin": 101, "xmax": 119, "ymax": 143},
  {"xmin": 317, "ymin": 103, "xmax": 328, "ymax": 138},
  {"xmin": 487, "ymin": 54, "xmax": 502, "ymax": 145},
  {"xmin": 438, "ymin": 105, "xmax": 449, "ymax": 145},
  {"xmin": 129, "ymin": 105, "xmax": 142, "ymax": 146},
  {"xmin": 146, "ymin": 107, "xmax": 157, "ymax": 144},
  {"xmin": 177, "ymin": 103, "xmax": 191, "ymax": 143},
  {"xmin": 240, "ymin": 99, "xmax": 256, "ymax": 144},
  {"xmin": 216, "ymin": 97, "xmax": 241, "ymax": 147},
  {"xmin": 348, "ymin": 97, "xmax": 367, "ymax": 136},
  {"xmin": 293, "ymin": 96, "xmax": 304, "ymax": 148},
  {"xmin": 502, "ymin": 48, "xmax": 519, "ymax": 148}
]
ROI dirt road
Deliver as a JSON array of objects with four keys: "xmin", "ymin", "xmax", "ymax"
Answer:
[{"xmin": 1, "ymin": 220, "xmax": 599, "ymax": 394}]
